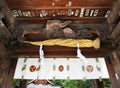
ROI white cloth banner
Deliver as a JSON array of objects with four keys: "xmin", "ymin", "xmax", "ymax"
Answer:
[{"xmin": 14, "ymin": 58, "xmax": 109, "ymax": 80}]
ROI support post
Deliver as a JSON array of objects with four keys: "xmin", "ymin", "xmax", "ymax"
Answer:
[{"xmin": 19, "ymin": 80, "xmax": 27, "ymax": 88}]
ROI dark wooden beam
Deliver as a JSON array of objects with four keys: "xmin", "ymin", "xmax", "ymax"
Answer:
[
  {"xmin": 107, "ymin": 0, "xmax": 120, "ymax": 25},
  {"xmin": 15, "ymin": 17, "xmax": 107, "ymax": 24},
  {"xmin": 110, "ymin": 22, "xmax": 120, "ymax": 40},
  {"xmin": 9, "ymin": 45, "xmax": 114, "ymax": 58},
  {"xmin": 0, "ymin": 0, "xmax": 16, "ymax": 36},
  {"xmin": 0, "ymin": 26, "xmax": 13, "ymax": 45},
  {"xmin": 115, "ymin": 35, "xmax": 120, "ymax": 44}
]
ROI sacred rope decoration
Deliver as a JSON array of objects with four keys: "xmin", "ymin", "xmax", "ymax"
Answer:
[{"xmin": 21, "ymin": 38, "xmax": 100, "ymax": 49}]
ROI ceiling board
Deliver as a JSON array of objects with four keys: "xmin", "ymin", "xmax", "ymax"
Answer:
[
  {"xmin": 5, "ymin": 0, "xmax": 116, "ymax": 24},
  {"xmin": 6, "ymin": 0, "xmax": 115, "ymax": 9}
]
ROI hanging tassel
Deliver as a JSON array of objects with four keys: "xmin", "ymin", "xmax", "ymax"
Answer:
[
  {"xmin": 37, "ymin": 76, "xmax": 39, "ymax": 80},
  {"xmin": 83, "ymin": 77, "xmax": 86, "ymax": 81},
  {"xmin": 21, "ymin": 75, "xmax": 24, "ymax": 80},
  {"xmin": 53, "ymin": 76, "xmax": 56, "ymax": 81},
  {"xmin": 99, "ymin": 76, "xmax": 102, "ymax": 81},
  {"xmin": 67, "ymin": 76, "xmax": 70, "ymax": 81}
]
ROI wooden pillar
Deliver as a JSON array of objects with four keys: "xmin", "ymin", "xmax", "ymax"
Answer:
[
  {"xmin": 0, "ymin": 58, "xmax": 17, "ymax": 88},
  {"xmin": 105, "ymin": 55, "xmax": 120, "ymax": 88},
  {"xmin": 94, "ymin": 80, "xmax": 104, "ymax": 88},
  {"xmin": 0, "ymin": 60, "xmax": 9, "ymax": 88},
  {"xmin": 0, "ymin": 41, "xmax": 17, "ymax": 88},
  {"xmin": 19, "ymin": 80, "xmax": 27, "ymax": 88}
]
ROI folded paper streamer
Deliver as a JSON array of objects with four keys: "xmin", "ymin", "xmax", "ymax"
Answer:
[
  {"xmin": 39, "ymin": 44, "xmax": 44, "ymax": 65},
  {"xmin": 21, "ymin": 38, "xmax": 100, "ymax": 49},
  {"xmin": 77, "ymin": 44, "xmax": 88, "ymax": 64}
]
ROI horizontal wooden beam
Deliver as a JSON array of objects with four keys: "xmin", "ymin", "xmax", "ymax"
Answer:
[
  {"xmin": 10, "ymin": 6, "xmax": 112, "ymax": 10},
  {"xmin": 15, "ymin": 17, "xmax": 107, "ymax": 24},
  {"xmin": 9, "ymin": 45, "xmax": 114, "ymax": 58}
]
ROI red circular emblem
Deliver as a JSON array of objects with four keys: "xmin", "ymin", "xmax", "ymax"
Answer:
[
  {"xmin": 86, "ymin": 65, "xmax": 93, "ymax": 73},
  {"xmin": 58, "ymin": 65, "xmax": 64, "ymax": 72},
  {"xmin": 29, "ymin": 65, "xmax": 36, "ymax": 72}
]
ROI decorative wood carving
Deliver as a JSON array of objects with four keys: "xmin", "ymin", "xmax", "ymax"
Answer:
[
  {"xmin": 18, "ymin": 20, "xmax": 100, "ymax": 41},
  {"xmin": 10, "ymin": 8, "xmax": 111, "ymax": 18}
]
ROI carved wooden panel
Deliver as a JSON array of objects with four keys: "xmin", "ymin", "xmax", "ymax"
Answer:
[{"xmin": 11, "ymin": 8, "xmax": 111, "ymax": 18}]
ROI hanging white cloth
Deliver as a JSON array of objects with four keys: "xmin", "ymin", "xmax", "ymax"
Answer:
[
  {"xmin": 77, "ymin": 44, "xmax": 88, "ymax": 64},
  {"xmin": 39, "ymin": 44, "xmax": 44, "ymax": 65}
]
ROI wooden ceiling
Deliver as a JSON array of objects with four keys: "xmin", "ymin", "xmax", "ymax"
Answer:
[
  {"xmin": 5, "ymin": 0, "xmax": 116, "ymax": 24},
  {"xmin": 6, "ymin": 0, "xmax": 115, "ymax": 8}
]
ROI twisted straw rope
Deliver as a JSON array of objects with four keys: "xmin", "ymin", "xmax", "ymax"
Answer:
[{"xmin": 21, "ymin": 38, "xmax": 100, "ymax": 49}]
